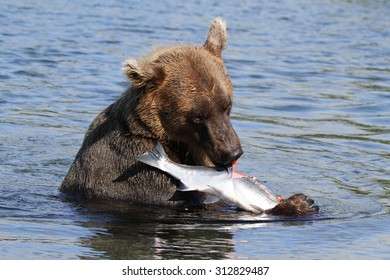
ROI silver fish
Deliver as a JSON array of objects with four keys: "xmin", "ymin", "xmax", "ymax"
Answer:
[{"xmin": 137, "ymin": 142, "xmax": 280, "ymax": 213}]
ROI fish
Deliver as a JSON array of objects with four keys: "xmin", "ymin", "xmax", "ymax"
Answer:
[{"xmin": 136, "ymin": 142, "xmax": 281, "ymax": 213}]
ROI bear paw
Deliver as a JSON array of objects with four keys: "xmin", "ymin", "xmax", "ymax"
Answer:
[{"xmin": 266, "ymin": 193, "xmax": 319, "ymax": 216}]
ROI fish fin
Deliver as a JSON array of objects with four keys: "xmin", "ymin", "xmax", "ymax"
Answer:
[
  {"xmin": 203, "ymin": 194, "xmax": 220, "ymax": 204},
  {"xmin": 177, "ymin": 183, "xmax": 219, "ymax": 204},
  {"xmin": 206, "ymin": 184, "xmax": 229, "ymax": 200},
  {"xmin": 177, "ymin": 182, "xmax": 195, "ymax": 192},
  {"xmin": 249, "ymin": 204, "xmax": 264, "ymax": 213},
  {"xmin": 136, "ymin": 142, "xmax": 169, "ymax": 169}
]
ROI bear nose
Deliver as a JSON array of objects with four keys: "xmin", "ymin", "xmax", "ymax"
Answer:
[{"xmin": 222, "ymin": 146, "xmax": 244, "ymax": 167}]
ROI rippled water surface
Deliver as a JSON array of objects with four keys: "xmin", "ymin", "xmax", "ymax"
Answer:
[{"xmin": 1, "ymin": 0, "xmax": 389, "ymax": 259}]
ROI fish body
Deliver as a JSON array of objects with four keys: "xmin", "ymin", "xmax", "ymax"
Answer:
[
  {"xmin": 137, "ymin": 142, "xmax": 279, "ymax": 213},
  {"xmin": 232, "ymin": 175, "xmax": 280, "ymax": 211}
]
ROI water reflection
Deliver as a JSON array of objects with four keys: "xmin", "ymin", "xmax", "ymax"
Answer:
[
  {"xmin": 82, "ymin": 222, "xmax": 234, "ymax": 260},
  {"xmin": 73, "ymin": 196, "xmax": 381, "ymax": 259},
  {"xmin": 78, "ymin": 202, "xmax": 235, "ymax": 259}
]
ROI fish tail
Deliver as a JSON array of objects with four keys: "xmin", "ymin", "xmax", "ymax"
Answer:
[{"xmin": 136, "ymin": 142, "xmax": 169, "ymax": 169}]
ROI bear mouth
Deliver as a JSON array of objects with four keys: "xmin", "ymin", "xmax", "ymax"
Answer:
[
  {"xmin": 204, "ymin": 150, "xmax": 242, "ymax": 169},
  {"xmin": 190, "ymin": 149, "xmax": 234, "ymax": 169},
  {"xmin": 178, "ymin": 143, "xmax": 239, "ymax": 169},
  {"xmin": 214, "ymin": 160, "xmax": 234, "ymax": 169}
]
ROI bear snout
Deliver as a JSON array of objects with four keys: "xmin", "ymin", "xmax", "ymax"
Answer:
[
  {"xmin": 203, "ymin": 116, "xmax": 244, "ymax": 167},
  {"xmin": 209, "ymin": 140, "xmax": 243, "ymax": 168},
  {"xmin": 220, "ymin": 145, "xmax": 244, "ymax": 167}
]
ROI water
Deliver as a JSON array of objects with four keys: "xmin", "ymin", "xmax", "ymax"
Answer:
[{"xmin": 1, "ymin": 0, "xmax": 389, "ymax": 259}]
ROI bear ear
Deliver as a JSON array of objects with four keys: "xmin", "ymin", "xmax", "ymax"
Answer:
[
  {"xmin": 122, "ymin": 58, "xmax": 165, "ymax": 90},
  {"xmin": 203, "ymin": 17, "xmax": 228, "ymax": 57}
]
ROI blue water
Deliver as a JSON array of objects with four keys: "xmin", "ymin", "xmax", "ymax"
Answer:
[{"xmin": 1, "ymin": 0, "xmax": 389, "ymax": 259}]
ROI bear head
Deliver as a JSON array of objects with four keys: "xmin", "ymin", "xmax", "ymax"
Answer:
[{"xmin": 122, "ymin": 18, "xmax": 243, "ymax": 167}]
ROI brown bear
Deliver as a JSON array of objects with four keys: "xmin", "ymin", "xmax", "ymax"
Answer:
[
  {"xmin": 60, "ymin": 18, "xmax": 243, "ymax": 206},
  {"xmin": 60, "ymin": 18, "xmax": 318, "ymax": 215}
]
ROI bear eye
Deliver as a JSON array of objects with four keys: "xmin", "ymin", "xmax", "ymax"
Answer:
[
  {"xmin": 191, "ymin": 114, "xmax": 204, "ymax": 124},
  {"xmin": 189, "ymin": 111, "xmax": 207, "ymax": 124}
]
